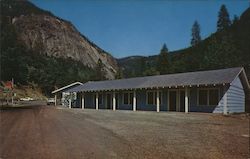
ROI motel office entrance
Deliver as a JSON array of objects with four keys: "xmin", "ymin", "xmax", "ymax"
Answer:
[{"xmin": 168, "ymin": 90, "xmax": 185, "ymax": 112}]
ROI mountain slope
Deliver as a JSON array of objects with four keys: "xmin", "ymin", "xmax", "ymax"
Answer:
[
  {"xmin": 12, "ymin": 14, "xmax": 117, "ymax": 78},
  {"xmin": 118, "ymin": 7, "xmax": 250, "ymax": 79},
  {"xmin": 1, "ymin": 0, "xmax": 119, "ymax": 94},
  {"xmin": 1, "ymin": 0, "xmax": 117, "ymax": 79}
]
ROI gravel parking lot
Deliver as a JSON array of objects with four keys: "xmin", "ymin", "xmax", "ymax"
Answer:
[{"xmin": 1, "ymin": 105, "xmax": 249, "ymax": 159}]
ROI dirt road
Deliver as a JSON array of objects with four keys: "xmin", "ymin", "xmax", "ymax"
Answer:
[{"xmin": 0, "ymin": 105, "xmax": 249, "ymax": 159}]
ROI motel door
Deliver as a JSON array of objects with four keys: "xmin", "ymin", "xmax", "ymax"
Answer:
[
  {"xmin": 106, "ymin": 93, "xmax": 112, "ymax": 109},
  {"xmin": 169, "ymin": 91, "xmax": 177, "ymax": 111},
  {"xmin": 179, "ymin": 91, "xmax": 185, "ymax": 112},
  {"xmin": 169, "ymin": 90, "xmax": 185, "ymax": 112}
]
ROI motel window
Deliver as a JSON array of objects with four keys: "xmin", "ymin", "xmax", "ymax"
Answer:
[
  {"xmin": 198, "ymin": 89, "xmax": 219, "ymax": 106},
  {"xmin": 124, "ymin": 93, "xmax": 129, "ymax": 104},
  {"xmin": 147, "ymin": 92, "xmax": 154, "ymax": 105},
  {"xmin": 198, "ymin": 90, "xmax": 208, "ymax": 106},
  {"xmin": 147, "ymin": 91, "xmax": 162, "ymax": 105},
  {"xmin": 209, "ymin": 89, "xmax": 219, "ymax": 105},
  {"xmin": 123, "ymin": 92, "xmax": 133, "ymax": 105}
]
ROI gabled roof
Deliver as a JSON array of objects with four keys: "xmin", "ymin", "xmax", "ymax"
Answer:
[
  {"xmin": 67, "ymin": 67, "xmax": 250, "ymax": 93},
  {"xmin": 52, "ymin": 82, "xmax": 83, "ymax": 94}
]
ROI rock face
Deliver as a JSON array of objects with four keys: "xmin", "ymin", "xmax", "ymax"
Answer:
[{"xmin": 11, "ymin": 10, "xmax": 117, "ymax": 79}]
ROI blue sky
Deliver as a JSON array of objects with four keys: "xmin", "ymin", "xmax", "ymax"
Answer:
[{"xmin": 31, "ymin": 0, "xmax": 249, "ymax": 58}]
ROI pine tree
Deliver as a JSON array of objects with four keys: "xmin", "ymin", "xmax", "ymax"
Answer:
[
  {"xmin": 217, "ymin": 4, "xmax": 231, "ymax": 31},
  {"xmin": 157, "ymin": 44, "xmax": 170, "ymax": 74},
  {"xmin": 191, "ymin": 20, "xmax": 201, "ymax": 46},
  {"xmin": 96, "ymin": 59, "xmax": 105, "ymax": 80},
  {"xmin": 232, "ymin": 15, "xmax": 239, "ymax": 24}
]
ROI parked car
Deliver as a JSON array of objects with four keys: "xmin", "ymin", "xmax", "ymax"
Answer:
[
  {"xmin": 47, "ymin": 98, "xmax": 55, "ymax": 105},
  {"xmin": 20, "ymin": 97, "xmax": 34, "ymax": 101}
]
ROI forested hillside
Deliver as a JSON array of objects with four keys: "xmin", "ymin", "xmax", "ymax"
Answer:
[
  {"xmin": 118, "ymin": 7, "xmax": 250, "ymax": 80},
  {"xmin": 1, "ymin": 21, "xmax": 97, "ymax": 93}
]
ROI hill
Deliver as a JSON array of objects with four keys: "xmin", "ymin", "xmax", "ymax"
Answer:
[
  {"xmin": 1, "ymin": 0, "xmax": 118, "ymax": 94},
  {"xmin": 118, "ymin": 7, "xmax": 250, "ymax": 79}
]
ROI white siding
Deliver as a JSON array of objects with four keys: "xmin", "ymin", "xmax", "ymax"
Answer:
[
  {"xmin": 227, "ymin": 76, "xmax": 245, "ymax": 113},
  {"xmin": 212, "ymin": 87, "xmax": 225, "ymax": 113},
  {"xmin": 213, "ymin": 95, "xmax": 224, "ymax": 113}
]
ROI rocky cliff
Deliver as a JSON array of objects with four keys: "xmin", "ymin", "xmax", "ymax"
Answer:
[{"xmin": 4, "ymin": 0, "xmax": 118, "ymax": 79}]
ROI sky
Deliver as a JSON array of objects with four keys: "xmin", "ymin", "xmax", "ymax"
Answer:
[{"xmin": 31, "ymin": 0, "xmax": 249, "ymax": 58}]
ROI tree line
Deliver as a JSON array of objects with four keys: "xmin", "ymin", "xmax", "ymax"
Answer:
[
  {"xmin": 118, "ymin": 4, "xmax": 249, "ymax": 78},
  {"xmin": 157, "ymin": 4, "xmax": 237, "ymax": 75}
]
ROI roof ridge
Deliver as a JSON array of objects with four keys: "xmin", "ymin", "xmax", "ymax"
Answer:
[
  {"xmin": 88, "ymin": 67, "xmax": 243, "ymax": 84},
  {"xmin": 66, "ymin": 67, "xmax": 245, "ymax": 93}
]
